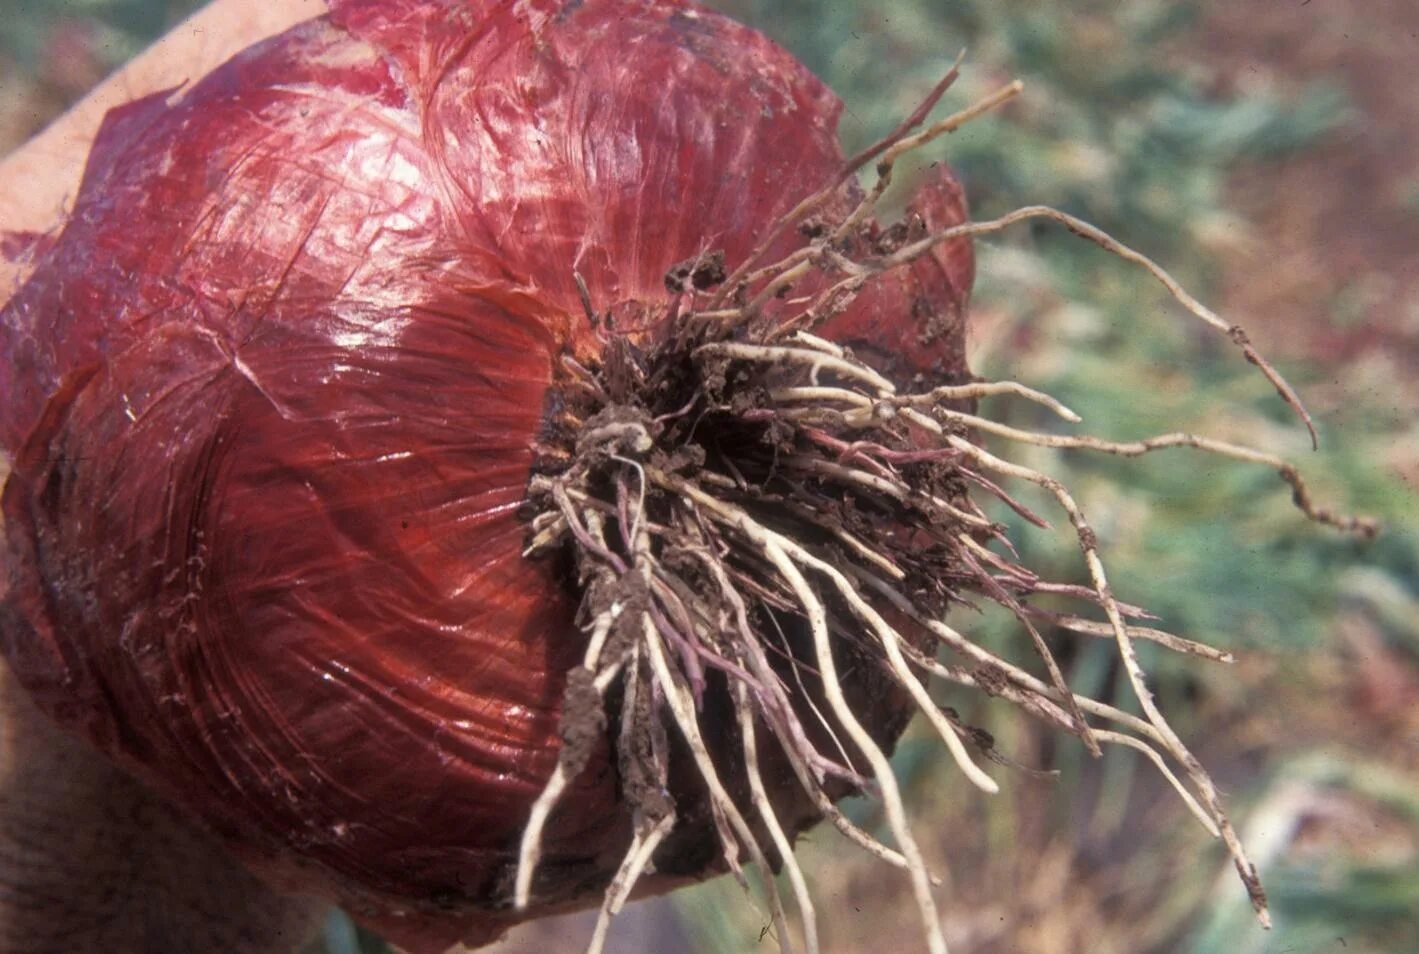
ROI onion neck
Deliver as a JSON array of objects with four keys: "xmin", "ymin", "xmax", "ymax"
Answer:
[{"xmin": 0, "ymin": 661, "xmax": 329, "ymax": 953}]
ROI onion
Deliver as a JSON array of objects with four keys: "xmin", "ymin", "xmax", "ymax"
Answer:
[
  {"xmin": 0, "ymin": 0, "xmax": 970, "ymax": 948},
  {"xmin": 0, "ymin": 1, "xmax": 1375, "ymax": 953}
]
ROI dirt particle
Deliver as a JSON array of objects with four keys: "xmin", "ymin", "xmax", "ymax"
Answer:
[
  {"xmin": 664, "ymin": 250, "xmax": 727, "ymax": 293},
  {"xmin": 973, "ymin": 663, "xmax": 1011, "ymax": 697},
  {"xmin": 558, "ymin": 666, "xmax": 607, "ymax": 777}
]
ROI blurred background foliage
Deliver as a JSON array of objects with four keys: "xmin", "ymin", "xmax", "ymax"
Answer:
[{"xmin": 3, "ymin": 0, "xmax": 1416, "ymax": 952}]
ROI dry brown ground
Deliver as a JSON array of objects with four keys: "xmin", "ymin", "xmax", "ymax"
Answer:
[{"xmin": 1202, "ymin": 0, "xmax": 1419, "ymax": 393}]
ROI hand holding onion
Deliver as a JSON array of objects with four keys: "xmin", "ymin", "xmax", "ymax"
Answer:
[{"xmin": 0, "ymin": 2, "xmax": 1375, "ymax": 954}]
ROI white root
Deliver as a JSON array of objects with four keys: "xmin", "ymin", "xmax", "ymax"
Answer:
[
  {"xmin": 1092, "ymin": 731, "xmax": 1220, "ymax": 839},
  {"xmin": 748, "ymin": 593, "xmax": 916, "ymax": 871},
  {"xmin": 850, "ymin": 565, "xmax": 1230, "ymax": 835},
  {"xmin": 736, "ymin": 683, "xmax": 822, "ymax": 954},
  {"xmin": 761, "ymin": 531, "xmax": 1002, "ymax": 796},
  {"xmin": 867, "ymin": 205, "xmax": 1317, "ymax": 448},
  {"xmin": 585, "ymin": 643, "xmax": 677, "ymax": 954},
  {"xmin": 788, "ymin": 331, "xmax": 848, "ymax": 358},
  {"xmin": 922, "ymin": 408, "xmax": 1373, "ymax": 537},
  {"xmin": 954, "ymin": 539, "xmax": 1102, "ymax": 757},
  {"xmin": 831, "ymin": 79, "xmax": 1025, "ymax": 241},
  {"xmin": 513, "ymin": 763, "xmax": 573, "ymax": 911},
  {"xmin": 773, "ymin": 493, "xmax": 907, "ymax": 580},
  {"xmin": 785, "ymin": 455, "xmax": 992, "ymax": 530},
  {"xmin": 1043, "ymin": 614, "xmax": 1234, "ymax": 664},
  {"xmin": 773, "ymin": 379, "xmax": 1081, "ymax": 424},
  {"xmin": 896, "ymin": 645, "xmax": 1222, "ymax": 840},
  {"xmin": 586, "ymin": 812, "xmax": 676, "ymax": 954},
  {"xmin": 640, "ymin": 613, "xmax": 795, "ymax": 952},
  {"xmin": 940, "ymin": 434, "xmax": 1272, "ymax": 926},
  {"xmin": 655, "ymin": 470, "xmax": 950, "ymax": 954},
  {"xmin": 708, "ymin": 56, "xmax": 971, "ymax": 307},
  {"xmin": 514, "ymin": 609, "xmax": 621, "ymax": 910},
  {"xmin": 759, "ymin": 535, "xmax": 948, "ymax": 954},
  {"xmin": 696, "ymin": 341, "xmax": 896, "ymax": 395}
]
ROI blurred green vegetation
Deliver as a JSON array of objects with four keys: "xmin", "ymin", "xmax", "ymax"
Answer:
[
  {"xmin": 0, "ymin": 0, "xmax": 201, "ymax": 73},
  {"xmin": 5, "ymin": 1, "xmax": 1416, "ymax": 952}
]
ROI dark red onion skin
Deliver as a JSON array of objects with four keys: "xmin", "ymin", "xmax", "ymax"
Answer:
[{"xmin": 0, "ymin": 0, "xmax": 972, "ymax": 949}]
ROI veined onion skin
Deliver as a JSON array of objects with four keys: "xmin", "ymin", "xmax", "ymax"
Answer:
[{"xmin": 0, "ymin": 0, "xmax": 971, "ymax": 949}]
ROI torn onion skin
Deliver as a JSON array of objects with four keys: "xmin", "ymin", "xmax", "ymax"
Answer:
[{"xmin": 0, "ymin": 0, "xmax": 971, "ymax": 950}]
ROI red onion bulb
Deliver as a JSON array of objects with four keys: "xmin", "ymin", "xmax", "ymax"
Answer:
[{"xmin": 0, "ymin": 1, "xmax": 972, "ymax": 949}]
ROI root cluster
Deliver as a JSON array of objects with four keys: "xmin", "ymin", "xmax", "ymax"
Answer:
[{"xmin": 512, "ymin": 62, "xmax": 1377, "ymax": 954}]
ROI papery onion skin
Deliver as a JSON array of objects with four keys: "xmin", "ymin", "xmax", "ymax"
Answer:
[{"xmin": 0, "ymin": 0, "xmax": 972, "ymax": 950}]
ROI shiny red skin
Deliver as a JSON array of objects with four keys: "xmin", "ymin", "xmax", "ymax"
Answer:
[{"xmin": 0, "ymin": 1, "xmax": 972, "ymax": 949}]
